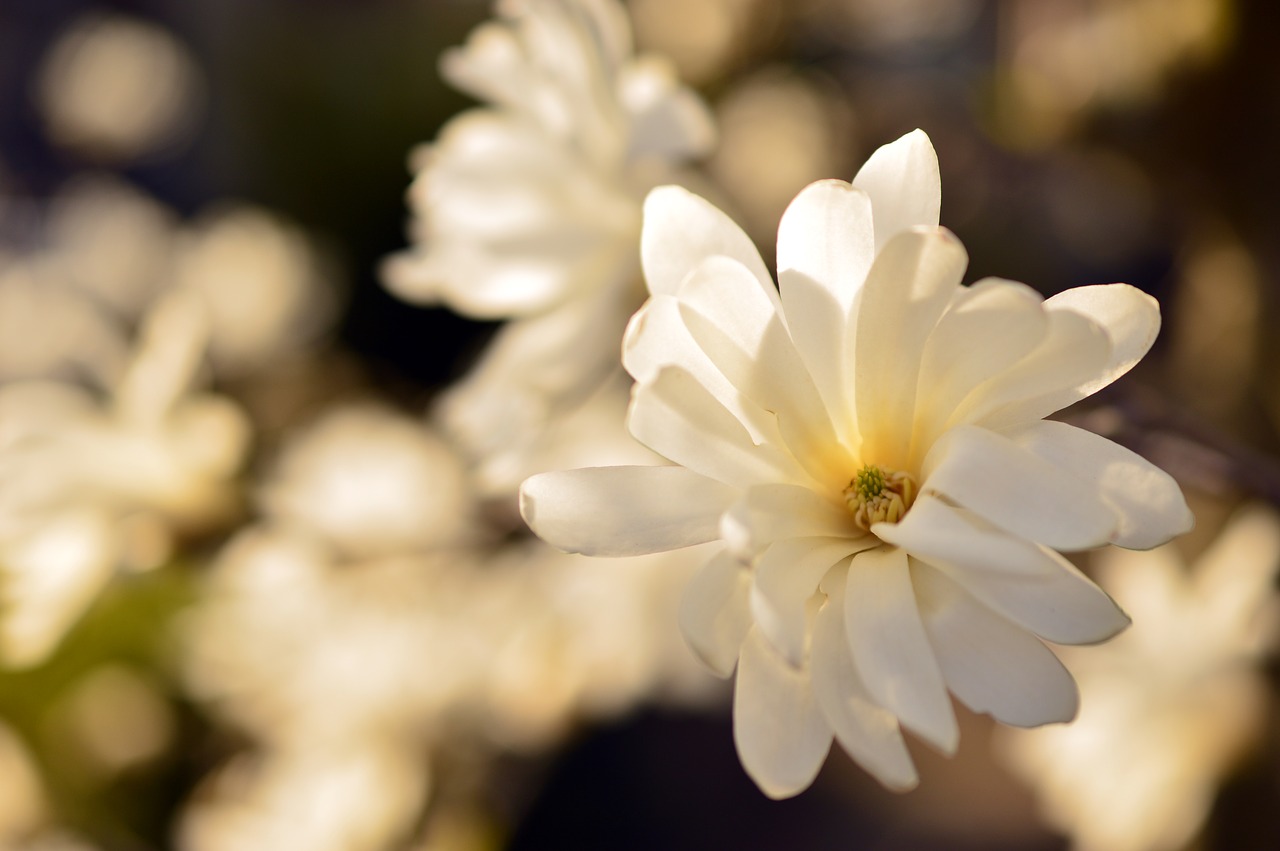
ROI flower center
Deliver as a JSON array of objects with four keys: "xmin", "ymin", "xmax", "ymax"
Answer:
[{"xmin": 843, "ymin": 464, "xmax": 918, "ymax": 532}]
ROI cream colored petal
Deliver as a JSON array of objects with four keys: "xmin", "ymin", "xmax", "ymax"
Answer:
[
  {"xmin": 777, "ymin": 179, "xmax": 875, "ymax": 312},
  {"xmin": 620, "ymin": 56, "xmax": 715, "ymax": 160},
  {"xmin": 623, "ymin": 295, "xmax": 779, "ymax": 444},
  {"xmin": 775, "ymin": 269, "xmax": 849, "ymax": 441},
  {"xmin": 720, "ymin": 483, "xmax": 858, "ymax": 557},
  {"xmin": 844, "ymin": 545, "xmax": 958, "ymax": 754},
  {"xmin": 752, "ymin": 537, "xmax": 872, "ymax": 666},
  {"xmin": 679, "ymin": 549, "xmax": 751, "ymax": 677},
  {"xmin": 641, "ymin": 185, "xmax": 774, "ymax": 299},
  {"xmin": 811, "ymin": 568, "xmax": 919, "ymax": 791},
  {"xmin": 910, "ymin": 278, "xmax": 1047, "ymax": 457},
  {"xmin": 1045, "ymin": 283, "xmax": 1160, "ymax": 400},
  {"xmin": 676, "ymin": 256, "xmax": 846, "ymax": 487},
  {"xmin": 919, "ymin": 548, "xmax": 1130, "ymax": 646},
  {"xmin": 1001, "ymin": 420, "xmax": 1193, "ymax": 550},
  {"xmin": 383, "ymin": 247, "xmax": 574, "ymax": 316},
  {"xmin": 673, "ymin": 254, "xmax": 784, "ymax": 359},
  {"xmin": 628, "ymin": 366, "xmax": 799, "ymax": 487},
  {"xmin": 852, "ymin": 228, "xmax": 967, "ymax": 470},
  {"xmin": 733, "ymin": 627, "xmax": 833, "ymax": 799},
  {"xmin": 953, "ymin": 309, "xmax": 1111, "ymax": 432},
  {"xmin": 920, "ymin": 425, "xmax": 1118, "ymax": 551},
  {"xmin": 913, "ymin": 562, "xmax": 1079, "ymax": 727},
  {"xmin": 851, "ymin": 129, "xmax": 942, "ymax": 252},
  {"xmin": 875, "ymin": 494, "xmax": 1077, "ymax": 575},
  {"xmin": 115, "ymin": 287, "xmax": 208, "ymax": 424},
  {"xmin": 775, "ymin": 179, "xmax": 874, "ymax": 431},
  {"xmin": 878, "ymin": 495, "xmax": 1128, "ymax": 644},
  {"xmin": 520, "ymin": 465, "xmax": 736, "ymax": 556}
]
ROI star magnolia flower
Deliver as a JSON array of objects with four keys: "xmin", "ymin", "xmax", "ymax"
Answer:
[
  {"xmin": 520, "ymin": 130, "xmax": 1193, "ymax": 797},
  {"xmin": 383, "ymin": 0, "xmax": 713, "ymax": 496}
]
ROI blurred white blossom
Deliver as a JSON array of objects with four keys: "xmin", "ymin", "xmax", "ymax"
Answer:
[
  {"xmin": 35, "ymin": 13, "xmax": 203, "ymax": 162},
  {"xmin": 179, "ymin": 744, "xmax": 428, "ymax": 851},
  {"xmin": 999, "ymin": 505, "xmax": 1280, "ymax": 851},
  {"xmin": 171, "ymin": 206, "xmax": 336, "ymax": 376},
  {"xmin": 386, "ymin": 0, "xmax": 713, "ymax": 494},
  {"xmin": 466, "ymin": 541, "xmax": 716, "ymax": 750},
  {"xmin": 259, "ymin": 406, "xmax": 475, "ymax": 559},
  {"xmin": 0, "ymin": 290, "xmax": 250, "ymax": 666},
  {"xmin": 0, "ymin": 260, "xmax": 129, "ymax": 388},
  {"xmin": 42, "ymin": 175, "xmax": 179, "ymax": 320},
  {"xmin": 522, "ymin": 130, "xmax": 1192, "ymax": 797},
  {"xmin": 181, "ymin": 393, "xmax": 717, "ymax": 845}
]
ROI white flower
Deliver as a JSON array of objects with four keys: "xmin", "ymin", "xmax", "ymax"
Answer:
[
  {"xmin": 178, "ymin": 744, "xmax": 428, "ymax": 851},
  {"xmin": 520, "ymin": 130, "xmax": 1193, "ymax": 797},
  {"xmin": 998, "ymin": 505, "xmax": 1279, "ymax": 851},
  {"xmin": 384, "ymin": 0, "xmax": 713, "ymax": 492},
  {"xmin": 36, "ymin": 13, "xmax": 201, "ymax": 162},
  {"xmin": 258, "ymin": 406, "xmax": 476, "ymax": 559},
  {"xmin": 171, "ymin": 206, "xmax": 335, "ymax": 376}
]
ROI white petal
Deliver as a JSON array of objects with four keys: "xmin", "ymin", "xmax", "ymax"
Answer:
[
  {"xmin": 1046, "ymin": 283, "xmax": 1160, "ymax": 399},
  {"xmin": 844, "ymin": 545, "xmax": 958, "ymax": 754},
  {"xmin": 876, "ymin": 496, "xmax": 1130, "ymax": 643},
  {"xmin": 920, "ymin": 548, "xmax": 1130, "ymax": 645},
  {"xmin": 954, "ymin": 309, "xmax": 1111, "ymax": 432},
  {"xmin": 620, "ymin": 57, "xmax": 715, "ymax": 160},
  {"xmin": 875, "ymin": 493, "xmax": 1080, "ymax": 575},
  {"xmin": 775, "ymin": 180, "xmax": 874, "ymax": 434},
  {"xmin": 752, "ymin": 538, "xmax": 871, "ymax": 666},
  {"xmin": 641, "ymin": 186, "xmax": 775, "ymax": 299},
  {"xmin": 673, "ymin": 256, "xmax": 850, "ymax": 485},
  {"xmin": 775, "ymin": 268, "xmax": 849, "ymax": 441},
  {"xmin": 910, "ymin": 278, "xmax": 1047, "ymax": 454},
  {"xmin": 1001, "ymin": 420, "xmax": 1194, "ymax": 549},
  {"xmin": 679, "ymin": 550, "xmax": 752, "ymax": 677},
  {"xmin": 913, "ymin": 562, "xmax": 1079, "ymax": 727},
  {"xmin": 851, "ymin": 129, "xmax": 942, "ymax": 252},
  {"xmin": 675, "ymin": 255, "xmax": 782, "ymax": 359},
  {"xmin": 623, "ymin": 295, "xmax": 779, "ymax": 445},
  {"xmin": 853, "ymin": 228, "xmax": 967, "ymax": 470},
  {"xmin": 438, "ymin": 282, "xmax": 633, "ymax": 467},
  {"xmin": 629, "ymin": 367, "xmax": 799, "ymax": 487},
  {"xmin": 520, "ymin": 466, "xmax": 736, "ymax": 556},
  {"xmin": 733, "ymin": 627, "xmax": 833, "ymax": 799},
  {"xmin": 920, "ymin": 425, "xmax": 1118, "ymax": 551},
  {"xmin": 117, "ymin": 288, "xmax": 207, "ymax": 423},
  {"xmin": 810, "ymin": 569, "xmax": 919, "ymax": 791},
  {"xmin": 720, "ymin": 484, "xmax": 859, "ymax": 557},
  {"xmin": 777, "ymin": 179, "xmax": 875, "ymax": 312}
]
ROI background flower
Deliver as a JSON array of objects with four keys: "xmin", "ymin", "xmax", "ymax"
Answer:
[{"xmin": 383, "ymin": 0, "xmax": 714, "ymax": 498}]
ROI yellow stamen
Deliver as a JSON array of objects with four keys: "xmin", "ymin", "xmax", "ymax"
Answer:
[{"xmin": 843, "ymin": 464, "xmax": 918, "ymax": 531}]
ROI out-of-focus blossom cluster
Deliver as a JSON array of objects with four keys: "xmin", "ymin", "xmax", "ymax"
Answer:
[
  {"xmin": 177, "ymin": 399, "xmax": 713, "ymax": 849},
  {"xmin": 0, "ymin": 173, "xmax": 332, "ymax": 669},
  {"xmin": 4, "ymin": 0, "xmax": 1280, "ymax": 849}
]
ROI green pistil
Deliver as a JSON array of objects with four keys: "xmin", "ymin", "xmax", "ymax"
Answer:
[{"xmin": 843, "ymin": 464, "xmax": 919, "ymax": 531}]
